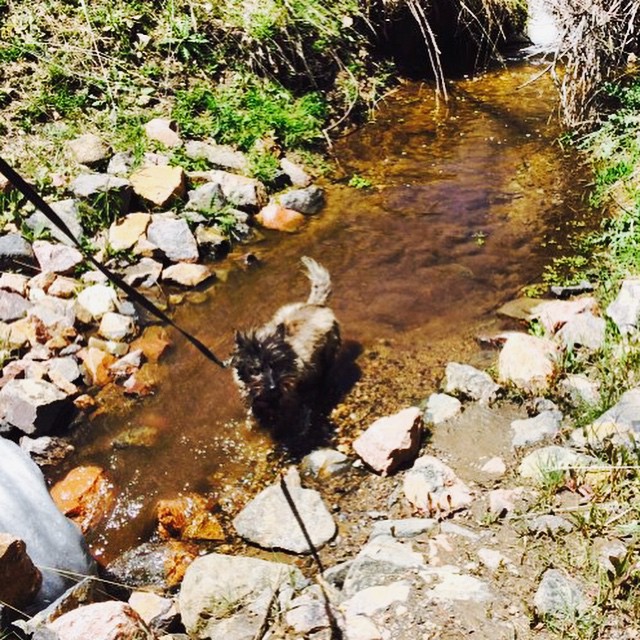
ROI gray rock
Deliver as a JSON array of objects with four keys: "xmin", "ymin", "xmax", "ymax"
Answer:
[
  {"xmin": 444, "ymin": 362, "xmax": 500, "ymax": 404},
  {"xmin": 194, "ymin": 226, "xmax": 231, "ymax": 260},
  {"xmin": 606, "ymin": 278, "xmax": 640, "ymax": 335},
  {"xmin": 29, "ymin": 296, "xmax": 76, "ymax": 331},
  {"xmin": 284, "ymin": 584, "xmax": 343, "ymax": 636},
  {"xmin": 0, "ymin": 233, "xmax": 35, "ymax": 270},
  {"xmin": 67, "ymin": 134, "xmax": 111, "ymax": 167},
  {"xmin": 0, "ymin": 438, "xmax": 95, "ymax": 610},
  {"xmin": 122, "ymin": 258, "xmax": 163, "ymax": 288},
  {"xmin": 300, "ymin": 448, "xmax": 351, "ymax": 479},
  {"xmin": 559, "ymin": 374, "xmax": 600, "ymax": 406},
  {"xmin": 527, "ymin": 515, "xmax": 574, "ymax": 535},
  {"xmin": 280, "ymin": 157, "xmax": 312, "ymax": 187},
  {"xmin": 70, "ymin": 174, "xmax": 132, "ymax": 215},
  {"xmin": 0, "ymin": 379, "xmax": 72, "ymax": 436},
  {"xmin": 0, "ymin": 289, "xmax": 32, "ymax": 322},
  {"xmin": 369, "ymin": 518, "xmax": 437, "ymax": 540},
  {"xmin": 233, "ymin": 467, "xmax": 336, "ymax": 554},
  {"xmin": 186, "ymin": 182, "xmax": 226, "ymax": 212},
  {"xmin": 278, "ymin": 185, "xmax": 325, "ymax": 215},
  {"xmin": 47, "ymin": 357, "xmax": 81, "ymax": 384},
  {"xmin": 32, "ymin": 241, "xmax": 84, "ymax": 275},
  {"xmin": 28, "ymin": 199, "xmax": 84, "ymax": 246},
  {"xmin": 0, "ymin": 272, "xmax": 29, "ymax": 295},
  {"xmin": 98, "ymin": 312, "xmax": 136, "ymax": 341},
  {"xmin": 496, "ymin": 297, "xmax": 542, "ymax": 321},
  {"xmin": 557, "ymin": 312, "xmax": 606, "ymax": 351},
  {"xmin": 184, "ymin": 140, "xmax": 249, "ymax": 172},
  {"xmin": 147, "ymin": 217, "xmax": 199, "ymax": 263},
  {"xmin": 106, "ymin": 152, "xmax": 134, "ymax": 176},
  {"xmin": 192, "ymin": 170, "xmax": 267, "ymax": 209},
  {"xmin": 511, "ymin": 410, "xmax": 562, "ymax": 447},
  {"xmin": 534, "ymin": 569, "xmax": 588, "ymax": 619},
  {"xmin": 178, "ymin": 553, "xmax": 305, "ymax": 640},
  {"xmin": 19, "ymin": 435, "xmax": 75, "ymax": 466},
  {"xmin": 423, "ymin": 393, "xmax": 462, "ymax": 425},
  {"xmin": 519, "ymin": 446, "xmax": 599, "ymax": 481},
  {"xmin": 594, "ymin": 539, "xmax": 628, "ymax": 575},
  {"xmin": 550, "ymin": 281, "xmax": 594, "ymax": 298}
]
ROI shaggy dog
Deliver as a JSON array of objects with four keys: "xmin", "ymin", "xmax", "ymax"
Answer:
[{"xmin": 230, "ymin": 257, "xmax": 341, "ymax": 431}]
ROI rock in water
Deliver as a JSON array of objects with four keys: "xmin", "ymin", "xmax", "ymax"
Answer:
[
  {"xmin": 0, "ymin": 533, "xmax": 42, "ymax": 609},
  {"xmin": 0, "ymin": 438, "xmax": 95, "ymax": 610}
]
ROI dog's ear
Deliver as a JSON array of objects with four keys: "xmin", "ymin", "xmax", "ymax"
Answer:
[{"xmin": 234, "ymin": 330, "xmax": 247, "ymax": 348}]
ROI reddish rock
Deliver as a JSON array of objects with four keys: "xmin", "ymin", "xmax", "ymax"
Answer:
[
  {"xmin": 47, "ymin": 601, "xmax": 155, "ymax": 640},
  {"xmin": 50, "ymin": 465, "xmax": 115, "ymax": 533},
  {"xmin": 78, "ymin": 347, "xmax": 116, "ymax": 386},
  {"xmin": 156, "ymin": 493, "xmax": 225, "ymax": 542},
  {"xmin": 0, "ymin": 533, "xmax": 42, "ymax": 609},
  {"xmin": 256, "ymin": 202, "xmax": 306, "ymax": 232},
  {"xmin": 352, "ymin": 407, "xmax": 423, "ymax": 475},
  {"xmin": 131, "ymin": 326, "xmax": 172, "ymax": 363},
  {"xmin": 498, "ymin": 332, "xmax": 559, "ymax": 393}
]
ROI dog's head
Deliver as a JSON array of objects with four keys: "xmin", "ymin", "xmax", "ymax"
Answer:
[{"xmin": 230, "ymin": 324, "xmax": 298, "ymax": 410}]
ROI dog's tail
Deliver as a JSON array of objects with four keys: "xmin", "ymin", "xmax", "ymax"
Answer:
[{"xmin": 302, "ymin": 256, "xmax": 332, "ymax": 306}]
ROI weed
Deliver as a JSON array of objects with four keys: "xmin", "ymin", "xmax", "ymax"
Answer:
[
  {"xmin": 348, "ymin": 174, "xmax": 372, "ymax": 189},
  {"xmin": 247, "ymin": 149, "xmax": 281, "ymax": 185}
]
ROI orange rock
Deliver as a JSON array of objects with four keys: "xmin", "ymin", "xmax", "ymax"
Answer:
[
  {"xmin": 131, "ymin": 326, "xmax": 172, "ymax": 363},
  {"xmin": 50, "ymin": 465, "xmax": 115, "ymax": 533},
  {"xmin": 256, "ymin": 202, "xmax": 306, "ymax": 232},
  {"xmin": 164, "ymin": 540, "xmax": 199, "ymax": 588},
  {"xmin": 78, "ymin": 347, "xmax": 116, "ymax": 386},
  {"xmin": 0, "ymin": 533, "xmax": 42, "ymax": 609},
  {"xmin": 122, "ymin": 363, "xmax": 161, "ymax": 397},
  {"xmin": 156, "ymin": 493, "xmax": 225, "ymax": 542}
]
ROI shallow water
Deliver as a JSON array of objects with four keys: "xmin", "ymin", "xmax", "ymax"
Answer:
[{"xmin": 57, "ymin": 60, "xmax": 591, "ymax": 562}]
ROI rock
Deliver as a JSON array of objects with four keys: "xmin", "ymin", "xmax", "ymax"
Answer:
[
  {"xmin": 353, "ymin": 407, "xmax": 422, "ymax": 475},
  {"xmin": 280, "ymin": 157, "xmax": 312, "ymax": 187},
  {"xmin": 0, "ymin": 379, "xmax": 71, "ymax": 436},
  {"xmin": 108, "ymin": 213, "xmax": 151, "ymax": 252},
  {"xmin": 47, "ymin": 356, "xmax": 81, "ymax": 385},
  {"xmin": 122, "ymin": 258, "xmax": 163, "ymax": 288},
  {"xmin": 607, "ymin": 278, "xmax": 640, "ymax": 335},
  {"xmin": 0, "ymin": 232, "xmax": 34, "ymax": 270},
  {"xmin": 147, "ymin": 217, "xmax": 199, "ymax": 263},
  {"xmin": 511, "ymin": 410, "xmax": 563, "ymax": 447},
  {"xmin": 48, "ymin": 276, "xmax": 80, "ymax": 299},
  {"xmin": 343, "ymin": 580, "xmax": 411, "ymax": 620},
  {"xmin": 480, "ymin": 457, "xmax": 506, "ymax": 475},
  {"xmin": 75, "ymin": 284, "xmax": 117, "ymax": 323},
  {"xmin": 32, "ymin": 241, "xmax": 84, "ymax": 275},
  {"xmin": 144, "ymin": 118, "xmax": 182, "ymax": 148},
  {"xmin": 46, "ymin": 601, "xmax": 155, "ymax": 640},
  {"xmin": 556, "ymin": 312, "xmax": 606, "ymax": 350},
  {"xmin": 128, "ymin": 591, "xmax": 179, "ymax": 631},
  {"xmin": 531, "ymin": 297, "xmax": 597, "ymax": 334},
  {"xmin": 184, "ymin": 140, "xmax": 248, "ymax": 172},
  {"xmin": 0, "ymin": 438, "xmax": 95, "ymax": 609},
  {"xmin": 178, "ymin": 553, "xmax": 304, "ymax": 640},
  {"xmin": 255, "ymin": 202, "xmax": 306, "ymax": 232},
  {"xmin": 300, "ymin": 448, "xmax": 351, "ymax": 479},
  {"xmin": 107, "ymin": 152, "xmax": 134, "ymax": 176},
  {"xmin": 194, "ymin": 226, "xmax": 231, "ymax": 259},
  {"xmin": 0, "ymin": 173, "xmax": 11, "ymax": 194},
  {"xmin": 20, "ymin": 435, "xmax": 74, "ymax": 466},
  {"xmin": 0, "ymin": 319, "xmax": 31, "ymax": 349},
  {"xmin": 233, "ymin": 466, "xmax": 336, "ymax": 553},
  {"xmin": 50, "ymin": 465, "xmax": 115, "ymax": 533},
  {"xmin": 106, "ymin": 541, "xmax": 198, "ymax": 590},
  {"xmin": 191, "ymin": 169, "xmax": 267, "ymax": 209},
  {"xmin": 78, "ymin": 347, "xmax": 116, "ymax": 386},
  {"xmin": 559, "ymin": 374, "xmax": 600, "ymax": 406},
  {"xmin": 444, "ymin": 362, "xmax": 500, "ymax": 403},
  {"xmin": 403, "ymin": 455, "xmax": 473, "ymax": 517},
  {"xmin": 29, "ymin": 296, "xmax": 76, "ymax": 333},
  {"xmin": 130, "ymin": 166, "xmax": 187, "ymax": 208},
  {"xmin": 70, "ymin": 174, "xmax": 132, "ymax": 214},
  {"xmin": 109, "ymin": 349, "xmax": 143, "ymax": 380},
  {"xmin": 98, "ymin": 312, "xmax": 136, "ymax": 341},
  {"xmin": 285, "ymin": 585, "xmax": 343, "ymax": 636},
  {"xmin": 28, "ymin": 271, "xmax": 57, "ymax": 298},
  {"xmin": 123, "ymin": 363, "xmax": 161, "ymax": 396},
  {"xmin": 423, "ymin": 393, "xmax": 462, "ymax": 425},
  {"xmin": 487, "ymin": 488, "xmax": 527, "ymax": 517},
  {"xmin": 550, "ymin": 281, "xmax": 594, "ymax": 298},
  {"xmin": 527, "ymin": 515, "xmax": 574, "ymax": 535},
  {"xmin": 424, "ymin": 566, "xmax": 492, "ymax": 602},
  {"xmin": 277, "ymin": 185, "xmax": 325, "ymax": 214},
  {"xmin": 477, "ymin": 548, "xmax": 510, "ymax": 572},
  {"xmin": 87, "ymin": 336, "xmax": 128, "ymax": 356},
  {"xmin": 67, "ymin": 134, "xmax": 111, "ymax": 167},
  {"xmin": 185, "ymin": 181, "xmax": 226, "ymax": 212},
  {"xmin": 498, "ymin": 333, "xmax": 558, "ymax": 393},
  {"xmin": 369, "ymin": 518, "xmax": 437, "ymax": 540},
  {"xmin": 0, "ymin": 272, "xmax": 29, "ymax": 295},
  {"xmin": 112, "ymin": 423, "xmax": 158, "ymax": 449},
  {"xmin": 28, "ymin": 199, "xmax": 84, "ymax": 246},
  {"xmin": 0, "ymin": 533, "xmax": 42, "ymax": 609},
  {"xmin": 519, "ymin": 446, "xmax": 598, "ymax": 481},
  {"xmin": 534, "ymin": 569, "xmax": 588, "ymax": 620},
  {"xmin": 156, "ymin": 493, "xmax": 225, "ymax": 542},
  {"xmin": 0, "ymin": 288, "xmax": 32, "ymax": 321},
  {"xmin": 594, "ymin": 539, "xmax": 628, "ymax": 575},
  {"xmin": 131, "ymin": 326, "xmax": 171, "ymax": 363},
  {"xmin": 496, "ymin": 297, "xmax": 541, "ymax": 321},
  {"xmin": 161, "ymin": 263, "xmax": 213, "ymax": 287}
]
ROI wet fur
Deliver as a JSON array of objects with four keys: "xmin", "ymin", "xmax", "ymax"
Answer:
[{"xmin": 230, "ymin": 257, "xmax": 341, "ymax": 430}]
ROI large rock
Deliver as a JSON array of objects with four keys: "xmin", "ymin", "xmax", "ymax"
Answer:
[
  {"xmin": 0, "ymin": 232, "xmax": 35, "ymax": 269},
  {"xmin": 0, "ymin": 379, "xmax": 71, "ymax": 436},
  {"xmin": 191, "ymin": 169, "xmax": 267, "ymax": 209},
  {"xmin": 255, "ymin": 202, "xmax": 306, "ymax": 232},
  {"xmin": 277, "ymin": 185, "xmax": 325, "ymax": 215},
  {"xmin": 185, "ymin": 182, "xmax": 226, "ymax": 212},
  {"xmin": 531, "ymin": 297, "xmax": 597, "ymax": 334},
  {"xmin": 444, "ymin": 362, "xmax": 500, "ymax": 403},
  {"xmin": 0, "ymin": 272, "xmax": 29, "ymax": 295},
  {"xmin": 98, "ymin": 312, "xmax": 136, "ymax": 341},
  {"xmin": 184, "ymin": 140, "xmax": 248, "ymax": 172},
  {"xmin": 46, "ymin": 601, "xmax": 155, "ymax": 640},
  {"xmin": 556, "ymin": 312, "xmax": 606, "ymax": 351},
  {"xmin": 534, "ymin": 569, "xmax": 588, "ymax": 620},
  {"xmin": 146, "ymin": 217, "xmax": 199, "ymax": 263},
  {"xmin": 130, "ymin": 166, "xmax": 187, "ymax": 208},
  {"xmin": 0, "ymin": 533, "xmax": 42, "ymax": 609},
  {"xmin": 233, "ymin": 467, "xmax": 336, "ymax": 553},
  {"xmin": 300, "ymin": 448, "xmax": 351, "ymax": 479},
  {"xmin": 28, "ymin": 199, "xmax": 84, "ymax": 246},
  {"xmin": 179, "ymin": 553, "xmax": 304, "ymax": 640},
  {"xmin": 280, "ymin": 157, "xmax": 312, "ymax": 187},
  {"xmin": 122, "ymin": 258, "xmax": 163, "ymax": 288},
  {"xmin": 0, "ymin": 438, "xmax": 95, "ymax": 609},
  {"xmin": 0, "ymin": 288, "xmax": 32, "ymax": 322},
  {"xmin": 50, "ymin": 466, "xmax": 115, "ymax": 533},
  {"xmin": 161, "ymin": 263, "xmax": 213, "ymax": 287},
  {"xmin": 352, "ymin": 406, "xmax": 422, "ymax": 475},
  {"xmin": 32, "ymin": 241, "xmax": 84, "ymax": 275},
  {"xmin": 74, "ymin": 284, "xmax": 117, "ymax": 323},
  {"xmin": 67, "ymin": 134, "xmax": 111, "ymax": 167},
  {"xmin": 606, "ymin": 278, "xmax": 640, "ymax": 335},
  {"xmin": 423, "ymin": 393, "xmax": 462, "ymax": 425},
  {"xmin": 498, "ymin": 333, "xmax": 558, "ymax": 393},
  {"xmin": 511, "ymin": 410, "xmax": 563, "ymax": 447},
  {"xmin": 108, "ymin": 213, "xmax": 151, "ymax": 252}
]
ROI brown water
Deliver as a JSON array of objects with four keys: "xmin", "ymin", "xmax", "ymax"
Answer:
[{"xmin": 58, "ymin": 61, "xmax": 591, "ymax": 562}]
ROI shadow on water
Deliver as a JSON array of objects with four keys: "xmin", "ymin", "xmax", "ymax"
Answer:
[{"xmin": 56, "ymin": 60, "xmax": 592, "ymax": 563}]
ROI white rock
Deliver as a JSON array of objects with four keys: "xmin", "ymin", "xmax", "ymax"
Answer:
[
  {"xmin": 498, "ymin": 332, "xmax": 558, "ymax": 393},
  {"xmin": 423, "ymin": 393, "xmax": 462, "ymax": 425},
  {"xmin": 511, "ymin": 410, "xmax": 562, "ymax": 447},
  {"xmin": 444, "ymin": 362, "xmax": 499, "ymax": 403},
  {"xmin": 75, "ymin": 284, "xmax": 117, "ymax": 323},
  {"xmin": 98, "ymin": 312, "xmax": 136, "ymax": 341}
]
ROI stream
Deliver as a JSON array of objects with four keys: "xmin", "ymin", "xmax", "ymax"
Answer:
[{"xmin": 55, "ymin": 59, "xmax": 591, "ymax": 564}]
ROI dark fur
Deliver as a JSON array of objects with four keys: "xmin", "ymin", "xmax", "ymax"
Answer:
[{"xmin": 230, "ymin": 257, "xmax": 340, "ymax": 430}]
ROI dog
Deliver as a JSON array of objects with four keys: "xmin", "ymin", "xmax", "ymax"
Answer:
[{"xmin": 230, "ymin": 256, "xmax": 341, "ymax": 431}]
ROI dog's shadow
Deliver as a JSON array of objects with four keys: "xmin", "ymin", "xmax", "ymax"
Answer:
[{"xmin": 271, "ymin": 338, "xmax": 363, "ymax": 458}]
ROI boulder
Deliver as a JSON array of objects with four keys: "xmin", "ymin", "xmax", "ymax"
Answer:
[
  {"xmin": 184, "ymin": 140, "xmax": 248, "ymax": 172},
  {"xmin": 496, "ymin": 297, "xmax": 541, "ymax": 321},
  {"xmin": 191, "ymin": 169, "xmax": 267, "ymax": 209},
  {"xmin": 444, "ymin": 362, "xmax": 500, "ymax": 403},
  {"xmin": 108, "ymin": 213, "xmax": 151, "ymax": 252},
  {"xmin": 28, "ymin": 199, "xmax": 84, "ymax": 246},
  {"xmin": 156, "ymin": 493, "xmax": 225, "ymax": 542},
  {"xmin": 67, "ymin": 134, "xmax": 111, "ymax": 168},
  {"xmin": 0, "ymin": 378, "xmax": 71, "ymax": 436},
  {"xmin": 144, "ymin": 118, "xmax": 182, "ymax": 148},
  {"xmin": 185, "ymin": 181, "xmax": 226, "ymax": 212},
  {"xmin": 48, "ymin": 276, "xmax": 80, "ymax": 299},
  {"xmin": 130, "ymin": 166, "xmax": 187, "ymax": 208},
  {"xmin": 179, "ymin": 553, "xmax": 304, "ymax": 640},
  {"xmin": 32, "ymin": 241, "xmax": 84, "ymax": 275},
  {"xmin": 29, "ymin": 295, "xmax": 76, "ymax": 332},
  {"xmin": 128, "ymin": 591, "xmax": 179, "ymax": 631},
  {"xmin": 46, "ymin": 601, "xmax": 155, "ymax": 640},
  {"xmin": 300, "ymin": 448, "xmax": 351, "ymax": 479},
  {"xmin": 352, "ymin": 407, "xmax": 423, "ymax": 475},
  {"xmin": 50, "ymin": 465, "xmax": 116, "ymax": 533},
  {"xmin": 78, "ymin": 347, "xmax": 116, "ymax": 386},
  {"xmin": 0, "ymin": 272, "xmax": 29, "ymax": 295},
  {"xmin": 255, "ymin": 202, "xmax": 306, "ymax": 232},
  {"xmin": 0, "ymin": 533, "xmax": 42, "ymax": 609},
  {"xmin": 122, "ymin": 258, "xmax": 163, "ymax": 288},
  {"xmin": 233, "ymin": 467, "xmax": 336, "ymax": 553},
  {"xmin": 0, "ymin": 233, "xmax": 35, "ymax": 270},
  {"xmin": 606, "ymin": 278, "xmax": 640, "ymax": 335},
  {"xmin": 194, "ymin": 226, "xmax": 230, "ymax": 259},
  {"xmin": 498, "ymin": 333, "xmax": 558, "ymax": 393},
  {"xmin": 107, "ymin": 152, "xmax": 134, "ymax": 177},
  {"xmin": 0, "ymin": 438, "xmax": 95, "ymax": 610},
  {"xmin": 403, "ymin": 455, "xmax": 473, "ymax": 517},
  {"xmin": 146, "ymin": 217, "xmax": 199, "ymax": 263},
  {"xmin": 161, "ymin": 263, "xmax": 213, "ymax": 287},
  {"xmin": 277, "ymin": 185, "xmax": 325, "ymax": 214},
  {"xmin": 0, "ymin": 289, "xmax": 32, "ymax": 322}
]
